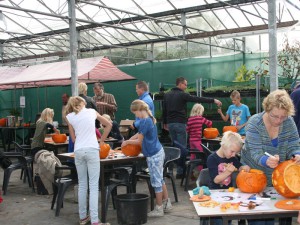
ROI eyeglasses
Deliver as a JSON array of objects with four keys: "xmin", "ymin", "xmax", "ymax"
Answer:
[{"xmin": 269, "ymin": 111, "xmax": 288, "ymax": 121}]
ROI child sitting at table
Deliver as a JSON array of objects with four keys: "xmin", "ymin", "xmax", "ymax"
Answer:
[
  {"xmin": 186, "ymin": 103, "xmax": 212, "ymax": 172},
  {"xmin": 207, "ymin": 131, "xmax": 250, "ymax": 189},
  {"xmin": 207, "ymin": 131, "xmax": 250, "ymax": 225},
  {"xmin": 121, "ymin": 100, "xmax": 172, "ymax": 217},
  {"xmin": 102, "ymin": 114, "xmax": 124, "ymax": 142}
]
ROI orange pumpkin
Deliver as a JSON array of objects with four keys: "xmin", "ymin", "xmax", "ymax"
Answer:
[
  {"xmin": 52, "ymin": 134, "xmax": 67, "ymax": 143},
  {"xmin": 121, "ymin": 144, "xmax": 142, "ymax": 157},
  {"xmin": 203, "ymin": 128, "xmax": 219, "ymax": 139},
  {"xmin": 272, "ymin": 160, "xmax": 300, "ymax": 198},
  {"xmin": 236, "ymin": 169, "xmax": 267, "ymax": 193},
  {"xmin": 223, "ymin": 126, "xmax": 238, "ymax": 133},
  {"xmin": 0, "ymin": 118, "xmax": 6, "ymax": 127},
  {"xmin": 99, "ymin": 143, "xmax": 110, "ymax": 159}
]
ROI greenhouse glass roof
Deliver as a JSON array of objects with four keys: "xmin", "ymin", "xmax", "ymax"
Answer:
[{"xmin": 0, "ymin": 0, "xmax": 299, "ymax": 64}]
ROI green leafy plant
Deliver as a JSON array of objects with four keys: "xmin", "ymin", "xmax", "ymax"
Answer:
[
  {"xmin": 9, "ymin": 108, "xmax": 20, "ymax": 117},
  {"xmin": 234, "ymin": 64, "xmax": 258, "ymax": 82},
  {"xmin": 260, "ymin": 38, "xmax": 300, "ymax": 84}
]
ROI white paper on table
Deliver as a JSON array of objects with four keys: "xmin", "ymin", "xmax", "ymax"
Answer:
[
  {"xmin": 210, "ymin": 191, "xmax": 253, "ymax": 203},
  {"xmin": 239, "ymin": 200, "xmax": 271, "ymax": 211}
]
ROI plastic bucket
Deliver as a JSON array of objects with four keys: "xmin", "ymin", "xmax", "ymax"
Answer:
[{"xmin": 115, "ymin": 193, "xmax": 149, "ymax": 225}]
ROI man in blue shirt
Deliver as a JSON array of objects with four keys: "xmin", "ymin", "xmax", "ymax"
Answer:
[{"xmin": 132, "ymin": 81, "xmax": 155, "ymax": 129}]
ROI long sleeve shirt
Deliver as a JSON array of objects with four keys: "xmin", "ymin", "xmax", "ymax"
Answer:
[
  {"xmin": 162, "ymin": 87, "xmax": 214, "ymax": 124},
  {"xmin": 241, "ymin": 112, "xmax": 300, "ymax": 186},
  {"xmin": 186, "ymin": 116, "xmax": 212, "ymax": 142}
]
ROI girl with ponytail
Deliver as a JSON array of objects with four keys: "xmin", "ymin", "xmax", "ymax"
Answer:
[{"xmin": 122, "ymin": 100, "xmax": 172, "ymax": 217}]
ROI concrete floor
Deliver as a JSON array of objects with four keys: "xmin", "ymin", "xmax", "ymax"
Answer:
[
  {"xmin": 0, "ymin": 170, "xmax": 298, "ymax": 225},
  {"xmin": 0, "ymin": 169, "xmax": 201, "ymax": 225}
]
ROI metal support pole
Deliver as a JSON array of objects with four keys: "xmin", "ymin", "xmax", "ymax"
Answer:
[
  {"xmin": 242, "ymin": 37, "xmax": 246, "ymax": 64},
  {"xmin": 209, "ymin": 37, "xmax": 212, "ymax": 58},
  {"xmin": 256, "ymin": 74, "xmax": 261, "ymax": 113},
  {"xmin": 181, "ymin": 12, "xmax": 186, "ymax": 38},
  {"xmin": 196, "ymin": 79, "xmax": 199, "ymax": 97},
  {"xmin": 199, "ymin": 78, "xmax": 203, "ymax": 97},
  {"xmin": 68, "ymin": 0, "xmax": 78, "ymax": 96},
  {"xmin": 268, "ymin": 0, "xmax": 278, "ymax": 92}
]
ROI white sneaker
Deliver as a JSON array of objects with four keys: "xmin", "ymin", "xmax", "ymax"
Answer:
[
  {"xmin": 163, "ymin": 198, "xmax": 173, "ymax": 212},
  {"xmin": 148, "ymin": 205, "xmax": 164, "ymax": 217}
]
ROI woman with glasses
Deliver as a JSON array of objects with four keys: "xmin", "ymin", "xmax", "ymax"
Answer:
[{"xmin": 241, "ymin": 89, "xmax": 300, "ymax": 225}]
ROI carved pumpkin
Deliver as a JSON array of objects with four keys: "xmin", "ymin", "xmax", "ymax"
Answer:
[
  {"xmin": 121, "ymin": 144, "xmax": 142, "ymax": 157},
  {"xmin": 236, "ymin": 169, "xmax": 267, "ymax": 193},
  {"xmin": 203, "ymin": 128, "xmax": 219, "ymax": 139},
  {"xmin": 52, "ymin": 134, "xmax": 67, "ymax": 143},
  {"xmin": 0, "ymin": 118, "xmax": 6, "ymax": 127},
  {"xmin": 272, "ymin": 160, "xmax": 300, "ymax": 198},
  {"xmin": 99, "ymin": 143, "xmax": 110, "ymax": 159},
  {"xmin": 223, "ymin": 126, "xmax": 238, "ymax": 133}
]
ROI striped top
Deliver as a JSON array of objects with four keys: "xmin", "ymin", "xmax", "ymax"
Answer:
[
  {"xmin": 241, "ymin": 112, "xmax": 300, "ymax": 186},
  {"xmin": 186, "ymin": 116, "xmax": 212, "ymax": 141},
  {"xmin": 93, "ymin": 93, "xmax": 117, "ymax": 120}
]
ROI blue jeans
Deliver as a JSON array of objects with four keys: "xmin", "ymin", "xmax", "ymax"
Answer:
[
  {"xmin": 212, "ymin": 218, "xmax": 231, "ymax": 225},
  {"xmin": 147, "ymin": 148, "xmax": 165, "ymax": 193},
  {"xmin": 168, "ymin": 123, "xmax": 187, "ymax": 174},
  {"xmin": 75, "ymin": 148, "xmax": 100, "ymax": 223},
  {"xmin": 247, "ymin": 219, "xmax": 274, "ymax": 225}
]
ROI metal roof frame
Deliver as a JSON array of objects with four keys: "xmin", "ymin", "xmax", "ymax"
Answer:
[{"xmin": 0, "ymin": 0, "xmax": 298, "ymax": 64}]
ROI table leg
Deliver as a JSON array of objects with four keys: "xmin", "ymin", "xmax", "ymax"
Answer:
[
  {"xmin": 100, "ymin": 164, "xmax": 106, "ymax": 223},
  {"xmin": 222, "ymin": 217, "xmax": 229, "ymax": 225}
]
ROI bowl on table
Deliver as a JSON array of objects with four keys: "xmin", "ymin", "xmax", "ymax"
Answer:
[
  {"xmin": 203, "ymin": 128, "xmax": 219, "ymax": 139},
  {"xmin": 223, "ymin": 126, "xmax": 238, "ymax": 133},
  {"xmin": 121, "ymin": 144, "xmax": 142, "ymax": 157},
  {"xmin": 51, "ymin": 134, "xmax": 67, "ymax": 143}
]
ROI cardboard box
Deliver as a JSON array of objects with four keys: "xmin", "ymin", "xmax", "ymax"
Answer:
[
  {"xmin": 120, "ymin": 120, "xmax": 134, "ymax": 126},
  {"xmin": 119, "ymin": 120, "xmax": 134, "ymax": 139}
]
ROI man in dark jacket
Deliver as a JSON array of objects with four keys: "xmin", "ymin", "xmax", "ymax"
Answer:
[{"xmin": 163, "ymin": 77, "xmax": 222, "ymax": 178}]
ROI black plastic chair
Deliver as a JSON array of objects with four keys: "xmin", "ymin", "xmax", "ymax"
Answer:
[
  {"xmin": 2, "ymin": 151, "xmax": 34, "ymax": 195},
  {"xmin": 181, "ymin": 149, "xmax": 207, "ymax": 191},
  {"xmin": 12, "ymin": 142, "xmax": 33, "ymax": 184},
  {"xmin": 103, "ymin": 167, "xmax": 133, "ymax": 215},
  {"xmin": 51, "ymin": 161, "xmax": 77, "ymax": 216},
  {"xmin": 135, "ymin": 146, "xmax": 181, "ymax": 210}
]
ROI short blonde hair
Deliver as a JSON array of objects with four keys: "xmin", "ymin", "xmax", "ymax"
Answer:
[
  {"xmin": 78, "ymin": 82, "xmax": 87, "ymax": 95},
  {"xmin": 220, "ymin": 131, "xmax": 243, "ymax": 149},
  {"xmin": 190, "ymin": 103, "xmax": 204, "ymax": 116},
  {"xmin": 65, "ymin": 96, "xmax": 86, "ymax": 114},
  {"xmin": 102, "ymin": 114, "xmax": 112, "ymax": 122},
  {"xmin": 230, "ymin": 90, "xmax": 240, "ymax": 99},
  {"xmin": 38, "ymin": 108, "xmax": 54, "ymax": 123},
  {"xmin": 262, "ymin": 89, "xmax": 295, "ymax": 116}
]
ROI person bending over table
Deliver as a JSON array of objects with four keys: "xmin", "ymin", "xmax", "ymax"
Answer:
[
  {"xmin": 122, "ymin": 100, "xmax": 172, "ymax": 217},
  {"xmin": 207, "ymin": 131, "xmax": 250, "ymax": 225},
  {"xmin": 31, "ymin": 108, "xmax": 60, "ymax": 157},
  {"xmin": 31, "ymin": 108, "xmax": 60, "ymax": 194},
  {"xmin": 66, "ymin": 96, "xmax": 112, "ymax": 225},
  {"xmin": 241, "ymin": 89, "xmax": 300, "ymax": 225}
]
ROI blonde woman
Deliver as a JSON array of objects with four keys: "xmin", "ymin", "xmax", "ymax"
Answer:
[
  {"xmin": 186, "ymin": 103, "xmax": 212, "ymax": 171},
  {"xmin": 121, "ymin": 100, "xmax": 172, "ymax": 217},
  {"xmin": 31, "ymin": 108, "xmax": 59, "ymax": 158},
  {"xmin": 241, "ymin": 90, "xmax": 300, "ymax": 225},
  {"xmin": 65, "ymin": 96, "xmax": 112, "ymax": 225},
  {"xmin": 241, "ymin": 89, "xmax": 300, "ymax": 185}
]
